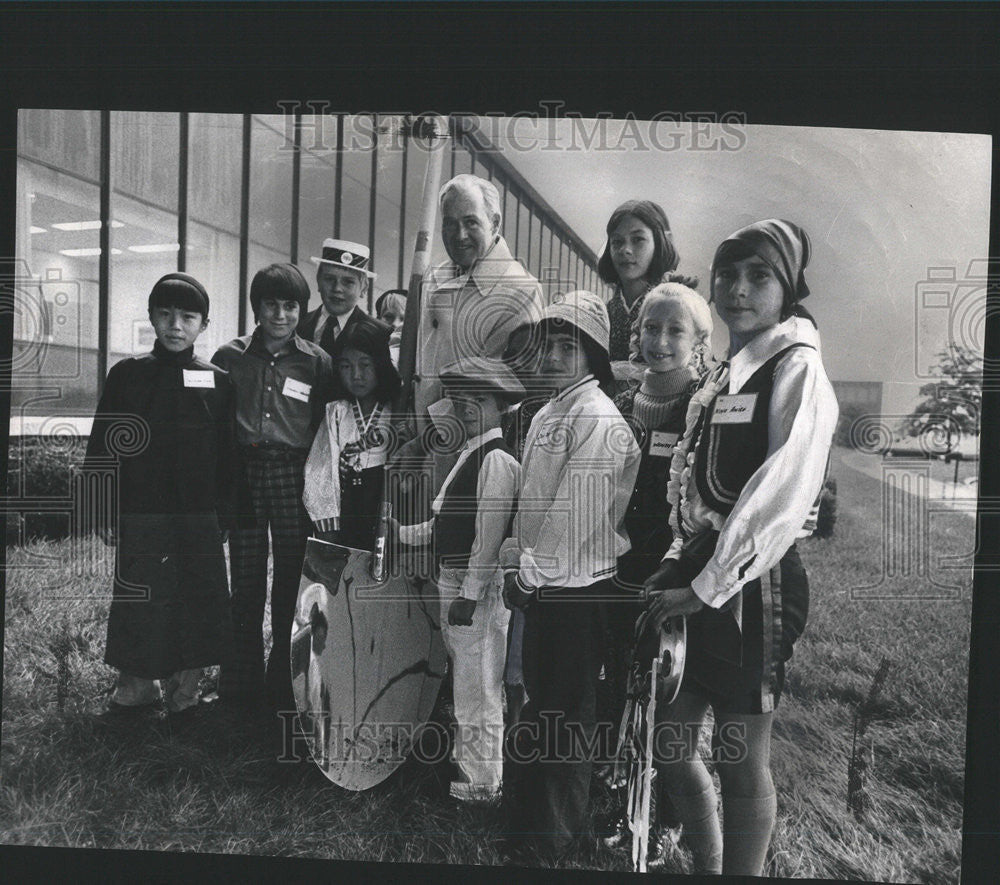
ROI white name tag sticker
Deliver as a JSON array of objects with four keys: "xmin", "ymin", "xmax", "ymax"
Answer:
[
  {"xmin": 283, "ymin": 377, "xmax": 312, "ymax": 402},
  {"xmin": 711, "ymin": 393, "xmax": 758, "ymax": 424},
  {"xmin": 183, "ymin": 370, "xmax": 216, "ymax": 388},
  {"xmin": 649, "ymin": 430, "xmax": 679, "ymax": 456}
]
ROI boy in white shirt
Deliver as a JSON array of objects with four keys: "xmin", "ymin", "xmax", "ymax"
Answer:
[
  {"xmin": 501, "ymin": 290, "xmax": 641, "ymax": 860},
  {"xmin": 397, "ymin": 357, "xmax": 524, "ymax": 802}
]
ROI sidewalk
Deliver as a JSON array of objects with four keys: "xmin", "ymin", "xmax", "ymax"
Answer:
[{"xmin": 837, "ymin": 448, "xmax": 978, "ymax": 517}]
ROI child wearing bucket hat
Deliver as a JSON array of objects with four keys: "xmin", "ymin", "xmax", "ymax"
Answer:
[
  {"xmin": 84, "ymin": 273, "xmax": 236, "ymax": 716},
  {"xmin": 499, "ymin": 291, "xmax": 641, "ymax": 860},
  {"xmin": 643, "ymin": 219, "xmax": 838, "ymax": 875},
  {"xmin": 395, "ymin": 356, "xmax": 523, "ymax": 802}
]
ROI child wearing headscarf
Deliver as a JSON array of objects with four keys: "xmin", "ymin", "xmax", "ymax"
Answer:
[{"xmin": 644, "ymin": 219, "xmax": 838, "ymax": 875}]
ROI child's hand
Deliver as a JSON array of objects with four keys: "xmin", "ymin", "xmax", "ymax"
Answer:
[
  {"xmin": 646, "ymin": 585, "xmax": 703, "ymax": 630},
  {"xmin": 502, "ymin": 572, "xmax": 534, "ymax": 610},
  {"xmin": 98, "ymin": 528, "xmax": 116, "ymax": 547},
  {"xmin": 448, "ymin": 598, "xmax": 477, "ymax": 626},
  {"xmin": 642, "ymin": 559, "xmax": 682, "ymax": 595}
]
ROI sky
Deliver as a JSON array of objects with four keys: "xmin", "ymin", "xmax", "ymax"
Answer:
[{"xmin": 479, "ymin": 117, "xmax": 992, "ymax": 415}]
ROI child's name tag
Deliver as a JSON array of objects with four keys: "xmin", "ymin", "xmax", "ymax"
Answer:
[
  {"xmin": 183, "ymin": 370, "xmax": 215, "ymax": 388},
  {"xmin": 711, "ymin": 393, "xmax": 757, "ymax": 424},
  {"xmin": 283, "ymin": 377, "xmax": 312, "ymax": 402},
  {"xmin": 649, "ymin": 430, "xmax": 679, "ymax": 457}
]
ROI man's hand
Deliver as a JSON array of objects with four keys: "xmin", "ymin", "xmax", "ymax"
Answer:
[
  {"xmin": 448, "ymin": 598, "xmax": 477, "ymax": 626},
  {"xmin": 502, "ymin": 572, "xmax": 534, "ymax": 610},
  {"xmin": 646, "ymin": 585, "xmax": 703, "ymax": 630}
]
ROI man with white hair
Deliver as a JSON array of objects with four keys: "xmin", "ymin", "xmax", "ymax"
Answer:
[{"xmin": 414, "ymin": 173, "xmax": 544, "ymax": 422}]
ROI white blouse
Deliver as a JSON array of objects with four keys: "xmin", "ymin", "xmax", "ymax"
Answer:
[
  {"xmin": 302, "ymin": 397, "xmax": 393, "ymax": 530},
  {"xmin": 664, "ymin": 316, "xmax": 839, "ymax": 609}
]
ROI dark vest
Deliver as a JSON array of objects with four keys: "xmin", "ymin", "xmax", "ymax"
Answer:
[
  {"xmin": 693, "ymin": 343, "xmax": 813, "ymax": 516},
  {"xmin": 434, "ymin": 437, "xmax": 516, "ymax": 570}
]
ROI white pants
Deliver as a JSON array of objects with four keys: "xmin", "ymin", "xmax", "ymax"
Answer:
[
  {"xmin": 437, "ymin": 567, "xmax": 510, "ymax": 797},
  {"xmin": 112, "ymin": 669, "xmax": 203, "ymax": 713}
]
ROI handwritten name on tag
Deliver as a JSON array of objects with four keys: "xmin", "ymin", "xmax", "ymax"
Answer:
[
  {"xmin": 283, "ymin": 377, "xmax": 312, "ymax": 402},
  {"xmin": 183, "ymin": 370, "xmax": 216, "ymax": 388},
  {"xmin": 649, "ymin": 430, "xmax": 679, "ymax": 457},
  {"xmin": 711, "ymin": 393, "xmax": 758, "ymax": 424}
]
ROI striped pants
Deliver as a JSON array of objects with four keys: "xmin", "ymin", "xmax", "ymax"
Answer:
[{"xmin": 220, "ymin": 454, "xmax": 312, "ymax": 714}]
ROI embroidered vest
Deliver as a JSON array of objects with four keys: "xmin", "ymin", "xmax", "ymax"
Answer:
[
  {"xmin": 693, "ymin": 343, "xmax": 813, "ymax": 516},
  {"xmin": 434, "ymin": 437, "xmax": 516, "ymax": 570}
]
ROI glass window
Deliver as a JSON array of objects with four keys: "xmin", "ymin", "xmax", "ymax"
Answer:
[
  {"xmin": 540, "ymin": 225, "xmax": 553, "ymax": 283},
  {"xmin": 341, "ymin": 116, "xmax": 373, "ymax": 251},
  {"xmin": 458, "ymin": 142, "xmax": 475, "ymax": 176},
  {"xmin": 518, "ymin": 201, "xmax": 531, "ymax": 268},
  {"xmin": 503, "ymin": 186, "xmax": 518, "ymax": 251},
  {"xmin": 18, "ymin": 108, "xmax": 101, "ymax": 182},
  {"xmin": 246, "ymin": 114, "xmax": 294, "ymax": 327},
  {"xmin": 402, "ymin": 121, "xmax": 433, "ymax": 293},
  {"xmin": 533, "ymin": 213, "xmax": 544, "ymax": 280},
  {"xmin": 372, "ymin": 114, "xmax": 405, "ymax": 292},
  {"xmin": 187, "ymin": 113, "xmax": 242, "ymax": 358},
  {"xmin": 248, "ymin": 114, "xmax": 294, "ymax": 259},
  {"xmin": 108, "ymin": 112, "xmax": 180, "ymax": 369},
  {"xmin": 340, "ymin": 115, "xmax": 375, "ymax": 310},
  {"xmin": 296, "ymin": 113, "xmax": 339, "ymax": 306},
  {"xmin": 13, "ymin": 109, "xmax": 102, "ymax": 416}
]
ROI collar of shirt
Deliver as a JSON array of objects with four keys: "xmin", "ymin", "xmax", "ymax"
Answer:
[
  {"xmin": 431, "ymin": 426, "xmax": 504, "ymax": 516},
  {"xmin": 614, "ymin": 283, "xmax": 651, "ymax": 318},
  {"xmin": 726, "ymin": 315, "xmax": 820, "ymax": 392},
  {"xmin": 427, "ymin": 235, "xmax": 521, "ymax": 295},
  {"xmin": 314, "ymin": 305, "xmax": 354, "ymax": 341},
  {"xmin": 247, "ymin": 326, "xmax": 313, "ymax": 360},
  {"xmin": 552, "ymin": 374, "xmax": 598, "ymax": 405}
]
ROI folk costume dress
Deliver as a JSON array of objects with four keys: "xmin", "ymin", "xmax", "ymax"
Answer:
[
  {"xmin": 303, "ymin": 397, "xmax": 394, "ymax": 551},
  {"xmin": 664, "ymin": 315, "xmax": 838, "ymax": 712},
  {"xmin": 84, "ymin": 341, "xmax": 236, "ymax": 703}
]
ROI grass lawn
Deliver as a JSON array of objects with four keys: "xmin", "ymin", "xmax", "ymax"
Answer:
[{"xmin": 1, "ymin": 446, "xmax": 973, "ymax": 880}]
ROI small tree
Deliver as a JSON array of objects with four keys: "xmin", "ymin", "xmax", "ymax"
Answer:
[{"xmin": 899, "ymin": 343, "xmax": 982, "ymax": 453}]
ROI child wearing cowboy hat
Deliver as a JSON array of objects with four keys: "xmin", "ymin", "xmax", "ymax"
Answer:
[
  {"xmin": 394, "ymin": 356, "xmax": 524, "ymax": 803},
  {"xmin": 499, "ymin": 290, "xmax": 642, "ymax": 860}
]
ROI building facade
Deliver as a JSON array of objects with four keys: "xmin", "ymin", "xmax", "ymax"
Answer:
[{"xmin": 11, "ymin": 110, "xmax": 609, "ymax": 422}]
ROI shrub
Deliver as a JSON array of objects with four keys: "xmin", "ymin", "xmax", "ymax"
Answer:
[{"xmin": 5, "ymin": 437, "xmax": 87, "ymax": 543}]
